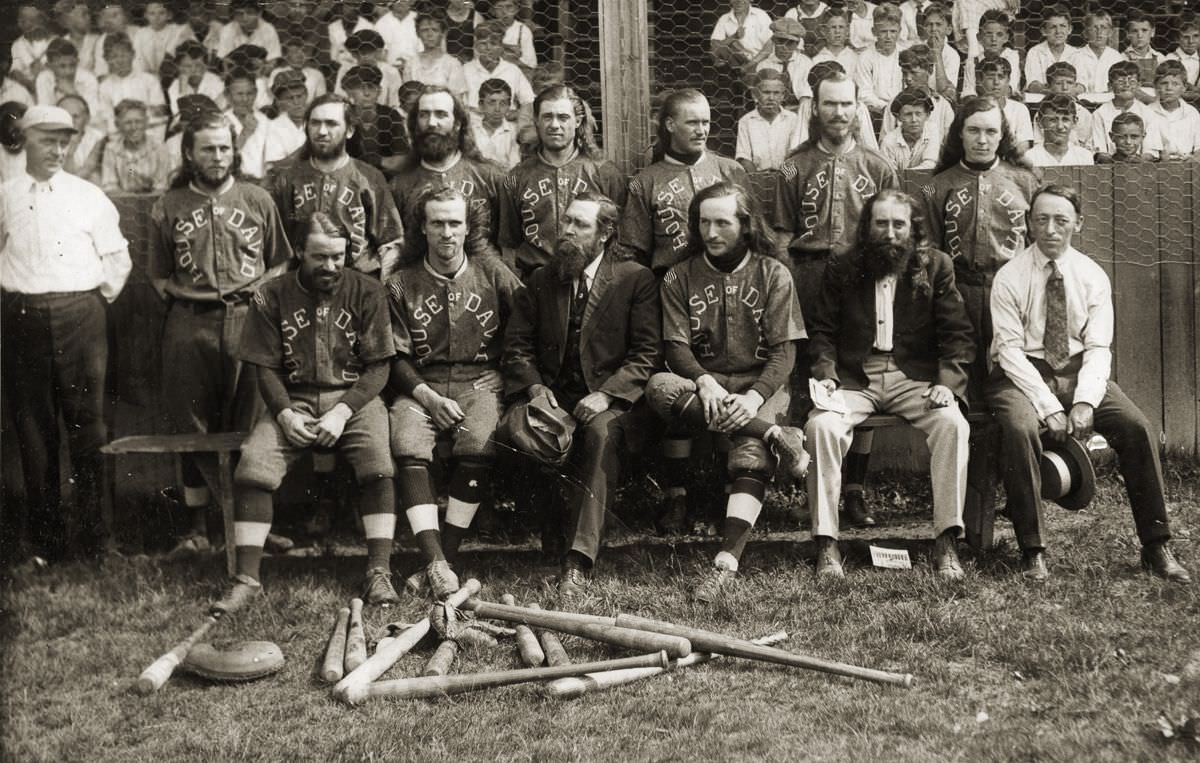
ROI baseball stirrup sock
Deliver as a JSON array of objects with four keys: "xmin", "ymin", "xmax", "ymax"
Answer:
[
  {"xmin": 444, "ymin": 459, "xmax": 492, "ymax": 559},
  {"xmin": 233, "ymin": 487, "xmax": 274, "ymax": 580},
  {"xmin": 360, "ymin": 478, "xmax": 396, "ymax": 570},
  {"xmin": 720, "ymin": 474, "xmax": 767, "ymax": 560},
  {"xmin": 662, "ymin": 437, "xmax": 693, "ymax": 495}
]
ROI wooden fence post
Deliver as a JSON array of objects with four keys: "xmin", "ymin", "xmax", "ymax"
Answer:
[{"xmin": 599, "ymin": 0, "xmax": 651, "ymax": 175}]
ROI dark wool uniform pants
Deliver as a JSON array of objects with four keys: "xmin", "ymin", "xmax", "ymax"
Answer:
[{"xmin": 1, "ymin": 290, "xmax": 109, "ymax": 557}]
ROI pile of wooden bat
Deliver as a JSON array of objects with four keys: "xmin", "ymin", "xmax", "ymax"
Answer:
[{"xmin": 327, "ymin": 579, "xmax": 916, "ymax": 705}]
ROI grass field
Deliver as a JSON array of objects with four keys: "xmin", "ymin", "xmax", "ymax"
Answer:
[{"xmin": 2, "ymin": 462, "xmax": 1198, "ymax": 763}]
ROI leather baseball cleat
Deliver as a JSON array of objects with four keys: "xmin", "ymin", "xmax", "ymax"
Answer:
[
  {"xmin": 363, "ymin": 567, "xmax": 401, "ymax": 606},
  {"xmin": 1141, "ymin": 543, "xmax": 1191, "ymax": 584},
  {"xmin": 770, "ymin": 426, "xmax": 810, "ymax": 483},
  {"xmin": 558, "ymin": 561, "xmax": 588, "ymax": 601},
  {"xmin": 815, "ymin": 537, "xmax": 845, "ymax": 579},
  {"xmin": 426, "ymin": 560, "xmax": 461, "ymax": 600},
  {"xmin": 211, "ymin": 574, "xmax": 262, "ymax": 615},
  {"xmin": 693, "ymin": 561, "xmax": 736, "ymax": 603}
]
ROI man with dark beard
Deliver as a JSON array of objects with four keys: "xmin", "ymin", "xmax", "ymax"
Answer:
[
  {"xmin": 497, "ymin": 84, "xmax": 626, "ymax": 279},
  {"xmin": 804, "ymin": 190, "xmax": 974, "ymax": 579},
  {"xmin": 390, "ymin": 85, "xmax": 503, "ymax": 265},
  {"xmin": 773, "ymin": 70, "xmax": 900, "ymax": 529},
  {"xmin": 148, "ymin": 111, "xmax": 293, "ymax": 555},
  {"xmin": 502, "ymin": 192, "xmax": 661, "ymax": 601},
  {"xmin": 215, "ymin": 211, "xmax": 400, "ymax": 613},
  {"xmin": 271, "ymin": 93, "xmax": 404, "ymax": 278},
  {"xmin": 385, "ymin": 187, "xmax": 522, "ymax": 600}
]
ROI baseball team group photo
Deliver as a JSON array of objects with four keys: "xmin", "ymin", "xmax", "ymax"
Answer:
[{"xmin": 1, "ymin": 0, "xmax": 1198, "ymax": 760}]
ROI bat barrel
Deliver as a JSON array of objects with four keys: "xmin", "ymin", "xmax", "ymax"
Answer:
[
  {"xmin": 502, "ymin": 594, "xmax": 546, "ymax": 667},
  {"xmin": 469, "ymin": 600, "xmax": 690, "ymax": 658},
  {"xmin": 529, "ymin": 603, "xmax": 570, "ymax": 666},
  {"xmin": 422, "ymin": 640, "xmax": 459, "ymax": 677},
  {"xmin": 320, "ymin": 607, "xmax": 351, "ymax": 683}
]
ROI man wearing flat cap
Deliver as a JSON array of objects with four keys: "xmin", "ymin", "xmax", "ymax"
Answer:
[
  {"xmin": 1, "ymin": 105, "xmax": 132, "ymax": 561},
  {"xmin": 756, "ymin": 17, "xmax": 814, "ymax": 107},
  {"xmin": 262, "ymin": 68, "xmax": 308, "ymax": 170}
]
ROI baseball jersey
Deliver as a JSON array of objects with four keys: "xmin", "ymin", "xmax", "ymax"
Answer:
[
  {"xmin": 498, "ymin": 152, "xmax": 627, "ymax": 270},
  {"xmin": 387, "ymin": 255, "xmax": 523, "ymax": 383},
  {"xmin": 271, "ymin": 156, "xmax": 404, "ymax": 277},
  {"xmin": 619, "ymin": 153, "xmax": 748, "ymax": 272},
  {"xmin": 922, "ymin": 160, "xmax": 1039, "ymax": 277},
  {"xmin": 149, "ymin": 180, "xmax": 293, "ymax": 302},
  {"xmin": 773, "ymin": 142, "xmax": 899, "ymax": 257},
  {"xmin": 661, "ymin": 252, "xmax": 806, "ymax": 377},
  {"xmin": 240, "ymin": 268, "xmax": 394, "ymax": 388},
  {"xmin": 390, "ymin": 154, "xmax": 503, "ymax": 257}
]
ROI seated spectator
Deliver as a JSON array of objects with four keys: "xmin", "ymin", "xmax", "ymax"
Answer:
[
  {"xmin": 490, "ymin": 0, "xmax": 538, "ymax": 72},
  {"xmin": 847, "ymin": 0, "xmax": 878, "ymax": 52},
  {"xmin": 342, "ymin": 64, "xmax": 408, "ymax": 175},
  {"xmin": 1092, "ymin": 61, "xmax": 1164, "ymax": 162},
  {"xmin": 975, "ymin": 55, "xmax": 1032, "ymax": 153},
  {"xmin": 101, "ymin": 98, "xmax": 169, "ymax": 192},
  {"xmin": 1, "ymin": 51, "xmax": 35, "ymax": 106},
  {"xmin": 269, "ymin": 38, "xmax": 328, "ymax": 106},
  {"xmin": 0, "ymin": 101, "xmax": 28, "ymax": 182},
  {"xmin": 463, "ymin": 21, "xmax": 534, "ymax": 116},
  {"xmin": 736, "ymin": 69, "xmax": 799, "ymax": 171},
  {"xmin": 335, "ymin": 30, "xmax": 402, "ymax": 108},
  {"xmin": 328, "ymin": 1, "xmax": 376, "ymax": 69},
  {"xmin": 1149, "ymin": 60, "xmax": 1200, "ymax": 161},
  {"xmin": 1166, "ymin": 14, "xmax": 1200, "ymax": 104},
  {"xmin": 225, "ymin": 44, "xmax": 274, "ymax": 111},
  {"xmin": 263, "ymin": 69, "xmax": 310, "ymax": 169},
  {"xmin": 54, "ymin": 0, "xmax": 100, "ymax": 75},
  {"xmin": 168, "ymin": 41, "xmax": 226, "ymax": 119},
  {"xmin": 789, "ymin": 60, "xmax": 878, "ymax": 151},
  {"xmin": 1123, "ymin": 9, "xmax": 1165, "ymax": 101},
  {"xmin": 1033, "ymin": 63, "xmax": 1094, "ymax": 149},
  {"xmin": 397, "ymin": 79, "xmax": 423, "ymax": 121},
  {"xmin": 93, "ymin": 2, "xmax": 149, "ymax": 78},
  {"xmin": 222, "ymin": 67, "xmax": 270, "ymax": 178},
  {"xmin": 442, "ymin": 0, "xmax": 484, "ymax": 63},
  {"xmin": 1073, "ymin": 10, "xmax": 1122, "ymax": 95},
  {"xmin": 216, "ymin": 0, "xmax": 282, "ymax": 62},
  {"xmin": 404, "ymin": 13, "xmax": 469, "ymax": 102},
  {"xmin": 59, "ymin": 93, "xmax": 106, "ymax": 182},
  {"xmin": 785, "ymin": 0, "xmax": 829, "ymax": 25},
  {"xmin": 882, "ymin": 44, "xmax": 953, "ymax": 137},
  {"xmin": 1024, "ymin": 4, "xmax": 1080, "ymax": 96},
  {"xmin": 471, "ymin": 78, "xmax": 521, "ymax": 169},
  {"xmin": 951, "ymin": 0, "xmax": 1010, "ymax": 60},
  {"xmin": 9, "ymin": 3, "xmax": 54, "ymax": 90},
  {"xmin": 918, "ymin": 3, "xmax": 959, "ymax": 102},
  {"xmin": 756, "ymin": 18, "xmax": 813, "ymax": 107},
  {"xmin": 961, "ymin": 9, "xmax": 1020, "ymax": 97},
  {"xmin": 162, "ymin": 93, "xmax": 221, "ymax": 180},
  {"xmin": 855, "ymin": 3, "xmax": 903, "ymax": 122},
  {"xmin": 1025, "ymin": 95, "xmax": 1095, "ymax": 167},
  {"xmin": 1095, "ymin": 112, "xmax": 1154, "ymax": 164},
  {"xmin": 375, "ymin": 0, "xmax": 421, "ymax": 67},
  {"xmin": 98, "ymin": 33, "xmax": 168, "ymax": 140},
  {"xmin": 812, "ymin": 10, "xmax": 859, "ymax": 77},
  {"xmin": 710, "ymin": 0, "xmax": 775, "ymax": 70},
  {"xmin": 134, "ymin": 0, "xmax": 196, "ymax": 75},
  {"xmin": 35, "ymin": 39, "xmax": 100, "ymax": 115},
  {"xmin": 878, "ymin": 86, "xmax": 940, "ymax": 169}
]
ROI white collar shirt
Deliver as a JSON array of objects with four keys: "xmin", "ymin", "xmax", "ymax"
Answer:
[
  {"xmin": 873, "ymin": 273, "xmax": 897, "ymax": 351},
  {"xmin": 1073, "ymin": 45, "xmax": 1124, "ymax": 93},
  {"xmin": 574, "ymin": 255, "xmax": 603, "ymax": 297},
  {"xmin": 710, "ymin": 7, "xmax": 775, "ymax": 59},
  {"xmin": 1023, "ymin": 143, "xmax": 1095, "ymax": 167},
  {"xmin": 1148, "ymin": 100, "xmax": 1200, "ymax": 155},
  {"xmin": 879, "ymin": 124, "xmax": 940, "ymax": 169},
  {"xmin": 1167, "ymin": 48, "xmax": 1200, "ymax": 86},
  {"xmin": 736, "ymin": 108, "xmax": 800, "ymax": 170}
]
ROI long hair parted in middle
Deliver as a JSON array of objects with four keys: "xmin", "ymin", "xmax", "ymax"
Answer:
[
  {"xmin": 684, "ymin": 180, "xmax": 775, "ymax": 260},
  {"xmin": 935, "ymin": 95, "xmax": 1020, "ymax": 172},
  {"xmin": 850, "ymin": 188, "xmax": 933, "ymax": 298},
  {"xmin": 170, "ymin": 110, "xmax": 242, "ymax": 189},
  {"xmin": 404, "ymin": 84, "xmax": 484, "ymax": 165},
  {"xmin": 533, "ymin": 83, "xmax": 602, "ymax": 159}
]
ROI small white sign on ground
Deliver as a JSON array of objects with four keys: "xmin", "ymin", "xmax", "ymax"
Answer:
[{"xmin": 869, "ymin": 545, "xmax": 912, "ymax": 570}]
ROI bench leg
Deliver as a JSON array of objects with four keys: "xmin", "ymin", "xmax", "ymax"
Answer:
[
  {"xmin": 964, "ymin": 423, "xmax": 997, "ymax": 551},
  {"xmin": 217, "ymin": 451, "xmax": 236, "ymax": 577}
]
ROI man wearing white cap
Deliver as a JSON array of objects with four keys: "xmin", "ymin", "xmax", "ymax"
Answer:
[{"xmin": 1, "ymin": 104, "xmax": 131, "ymax": 561}]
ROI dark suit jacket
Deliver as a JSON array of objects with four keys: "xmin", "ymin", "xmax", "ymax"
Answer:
[
  {"xmin": 807, "ymin": 247, "xmax": 975, "ymax": 400},
  {"xmin": 502, "ymin": 252, "xmax": 662, "ymax": 404}
]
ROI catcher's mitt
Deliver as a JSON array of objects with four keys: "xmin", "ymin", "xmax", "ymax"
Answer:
[{"xmin": 181, "ymin": 641, "xmax": 285, "ymax": 682}]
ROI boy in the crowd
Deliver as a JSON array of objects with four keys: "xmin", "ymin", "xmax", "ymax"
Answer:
[
  {"xmin": 167, "ymin": 40, "xmax": 225, "ymax": 118},
  {"xmin": 98, "ymin": 32, "xmax": 168, "ymax": 140},
  {"xmin": 878, "ymin": 85, "xmax": 940, "ymax": 169},
  {"xmin": 1124, "ymin": 10, "xmax": 1164, "ymax": 104},
  {"xmin": 811, "ymin": 10, "xmax": 859, "ymax": 76},
  {"xmin": 710, "ymin": 1, "xmax": 775, "ymax": 71},
  {"xmin": 134, "ymin": 0, "xmax": 196, "ymax": 76},
  {"xmin": 10, "ymin": 2, "xmax": 54, "ymax": 90},
  {"xmin": 55, "ymin": 0, "xmax": 100, "ymax": 75},
  {"xmin": 1095, "ymin": 112, "xmax": 1153, "ymax": 164},
  {"xmin": 263, "ymin": 69, "xmax": 309, "ymax": 168},
  {"xmin": 215, "ymin": 0, "xmax": 281, "ymax": 62},
  {"xmin": 1166, "ymin": 14, "xmax": 1200, "ymax": 104},
  {"xmin": 404, "ymin": 13, "xmax": 469, "ymax": 103},
  {"xmin": 491, "ymin": 0, "xmax": 538, "ymax": 71},
  {"xmin": 1149, "ymin": 60, "xmax": 1200, "ymax": 160},
  {"xmin": 847, "ymin": 0, "xmax": 879, "ymax": 51},
  {"xmin": 975, "ymin": 55, "xmax": 1033, "ymax": 152},
  {"xmin": 101, "ymin": 98, "xmax": 169, "ymax": 192},
  {"xmin": 0, "ymin": 52, "xmax": 34, "ymax": 107},
  {"xmin": 855, "ymin": 3, "xmax": 904, "ymax": 125},
  {"xmin": 462, "ymin": 21, "xmax": 535, "ymax": 117},
  {"xmin": 374, "ymin": 0, "xmax": 421, "ymax": 67},
  {"xmin": 1091, "ymin": 60, "xmax": 1164, "ymax": 161},
  {"xmin": 1073, "ymin": 10, "xmax": 1123, "ymax": 95},
  {"xmin": 472, "ymin": 78, "xmax": 521, "ymax": 169},
  {"xmin": 59, "ymin": 93, "xmax": 106, "ymax": 182},
  {"xmin": 736, "ymin": 69, "xmax": 800, "ymax": 171},
  {"xmin": 1034, "ymin": 62, "xmax": 1093, "ymax": 149},
  {"xmin": 335, "ymin": 30, "xmax": 402, "ymax": 108},
  {"xmin": 269, "ymin": 38, "xmax": 327, "ymax": 106},
  {"xmin": 756, "ymin": 18, "xmax": 813, "ymax": 107},
  {"xmin": 397, "ymin": 79, "xmax": 423, "ymax": 120},
  {"xmin": 1024, "ymin": 4, "xmax": 1079, "ymax": 96},
  {"xmin": 786, "ymin": 0, "xmax": 831, "ymax": 56},
  {"xmin": 952, "ymin": 0, "xmax": 1014, "ymax": 60},
  {"xmin": 882, "ymin": 44, "xmax": 953, "ymax": 137},
  {"xmin": 342, "ymin": 64, "xmax": 408, "ymax": 175},
  {"xmin": 223, "ymin": 67, "xmax": 270, "ymax": 179},
  {"xmin": 918, "ymin": 3, "xmax": 959, "ymax": 102},
  {"xmin": 93, "ymin": 2, "xmax": 148, "ymax": 78},
  {"xmin": 961, "ymin": 9, "xmax": 1020, "ymax": 97},
  {"xmin": 225, "ymin": 44, "xmax": 273, "ymax": 111},
  {"xmin": 35, "ymin": 39, "xmax": 100, "ymax": 115},
  {"xmin": 1025, "ymin": 95, "xmax": 1095, "ymax": 166}
]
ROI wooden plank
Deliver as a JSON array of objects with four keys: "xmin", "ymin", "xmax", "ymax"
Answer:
[
  {"xmin": 101, "ymin": 432, "xmax": 248, "ymax": 455},
  {"xmin": 1193, "ymin": 163, "xmax": 1200, "ymax": 456},
  {"xmin": 599, "ymin": 0, "xmax": 651, "ymax": 176},
  {"xmin": 1111, "ymin": 164, "xmax": 1163, "ymax": 443},
  {"xmin": 1157, "ymin": 165, "xmax": 1197, "ymax": 455}
]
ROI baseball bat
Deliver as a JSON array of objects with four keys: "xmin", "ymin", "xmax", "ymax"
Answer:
[
  {"xmin": 502, "ymin": 594, "xmax": 545, "ymax": 667},
  {"xmin": 135, "ymin": 615, "xmax": 218, "ymax": 694},
  {"xmin": 344, "ymin": 598, "xmax": 367, "ymax": 673},
  {"xmin": 319, "ymin": 607, "xmax": 351, "ymax": 683},
  {"xmin": 544, "ymin": 631, "xmax": 789, "ymax": 699},
  {"xmin": 529, "ymin": 603, "xmax": 570, "ymax": 666},
  {"xmin": 335, "ymin": 578, "xmax": 482, "ymax": 705},
  {"xmin": 364, "ymin": 651, "xmax": 671, "ymax": 701},
  {"xmin": 465, "ymin": 600, "xmax": 691, "ymax": 658},
  {"xmin": 462, "ymin": 598, "xmax": 612, "ymax": 627},
  {"xmin": 614, "ymin": 614, "xmax": 915, "ymax": 689},
  {"xmin": 422, "ymin": 640, "xmax": 459, "ymax": 677}
]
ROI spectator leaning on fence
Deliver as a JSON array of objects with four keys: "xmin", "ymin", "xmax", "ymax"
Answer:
[
  {"xmin": 1, "ymin": 104, "xmax": 131, "ymax": 563},
  {"xmin": 1095, "ymin": 112, "xmax": 1151, "ymax": 164},
  {"xmin": 1024, "ymin": 95, "xmax": 1094, "ymax": 168}
]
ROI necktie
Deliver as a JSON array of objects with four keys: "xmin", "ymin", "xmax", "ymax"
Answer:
[
  {"xmin": 1044, "ymin": 260, "xmax": 1070, "ymax": 370},
  {"xmin": 571, "ymin": 278, "xmax": 589, "ymax": 321}
]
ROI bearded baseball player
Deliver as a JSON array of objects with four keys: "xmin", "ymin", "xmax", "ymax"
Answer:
[
  {"xmin": 502, "ymin": 192, "xmax": 661, "ymax": 600},
  {"xmin": 645, "ymin": 181, "xmax": 809, "ymax": 604},
  {"xmin": 497, "ymin": 84, "xmax": 626, "ymax": 279},
  {"xmin": 390, "ymin": 85, "xmax": 504, "ymax": 264},
  {"xmin": 271, "ymin": 93, "xmax": 404, "ymax": 279},
  {"xmin": 214, "ymin": 212, "xmax": 401, "ymax": 613},
  {"xmin": 386, "ymin": 187, "xmax": 523, "ymax": 600},
  {"xmin": 805, "ymin": 190, "xmax": 974, "ymax": 579},
  {"xmin": 772, "ymin": 70, "xmax": 899, "ymax": 529},
  {"xmin": 148, "ymin": 111, "xmax": 293, "ymax": 553}
]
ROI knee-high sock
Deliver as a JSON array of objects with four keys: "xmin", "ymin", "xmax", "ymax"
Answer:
[
  {"xmin": 843, "ymin": 429, "xmax": 874, "ymax": 494},
  {"xmin": 359, "ymin": 477, "xmax": 396, "ymax": 571},
  {"xmin": 233, "ymin": 487, "xmax": 273, "ymax": 581},
  {"xmin": 442, "ymin": 459, "xmax": 491, "ymax": 562},
  {"xmin": 661, "ymin": 434, "xmax": 692, "ymax": 500},
  {"xmin": 718, "ymin": 473, "xmax": 767, "ymax": 564},
  {"xmin": 398, "ymin": 460, "xmax": 443, "ymax": 563}
]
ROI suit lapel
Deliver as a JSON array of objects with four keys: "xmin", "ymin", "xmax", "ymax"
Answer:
[
  {"xmin": 581, "ymin": 255, "xmax": 613, "ymax": 344},
  {"xmin": 552, "ymin": 275, "xmax": 570, "ymax": 364}
]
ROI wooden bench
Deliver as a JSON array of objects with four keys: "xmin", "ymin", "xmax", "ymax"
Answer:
[{"xmin": 856, "ymin": 412, "xmax": 997, "ymax": 550}]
